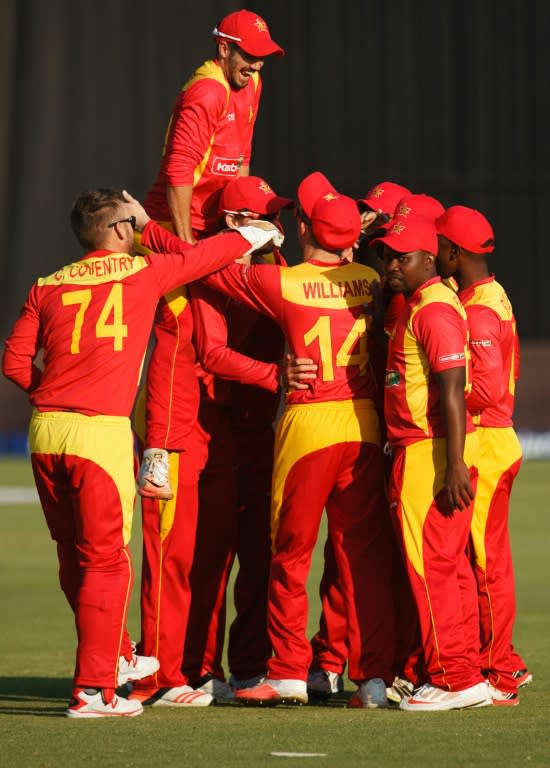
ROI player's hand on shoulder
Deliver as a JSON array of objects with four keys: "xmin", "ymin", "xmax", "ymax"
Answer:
[{"xmin": 122, "ymin": 190, "xmax": 150, "ymax": 231}]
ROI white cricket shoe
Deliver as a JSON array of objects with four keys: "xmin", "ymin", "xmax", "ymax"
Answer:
[
  {"xmin": 138, "ymin": 448, "xmax": 173, "ymax": 500},
  {"xmin": 400, "ymin": 681, "xmax": 492, "ymax": 711},
  {"xmin": 66, "ymin": 688, "xmax": 143, "ymax": 718},
  {"xmin": 386, "ymin": 675, "xmax": 414, "ymax": 704},
  {"xmin": 235, "ymin": 678, "xmax": 308, "ymax": 706},
  {"xmin": 307, "ymin": 669, "xmax": 344, "ymax": 697},
  {"xmin": 512, "ymin": 668, "xmax": 533, "ymax": 688},
  {"xmin": 118, "ymin": 652, "xmax": 160, "ymax": 686},
  {"xmin": 151, "ymin": 685, "xmax": 214, "ymax": 707},
  {"xmin": 347, "ymin": 678, "xmax": 389, "ymax": 709}
]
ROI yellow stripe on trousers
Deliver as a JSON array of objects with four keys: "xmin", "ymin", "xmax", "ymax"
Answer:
[
  {"xmin": 400, "ymin": 431, "xmax": 479, "ymax": 579},
  {"xmin": 271, "ymin": 399, "xmax": 380, "ymax": 542},
  {"xmin": 29, "ymin": 409, "xmax": 136, "ymax": 545}
]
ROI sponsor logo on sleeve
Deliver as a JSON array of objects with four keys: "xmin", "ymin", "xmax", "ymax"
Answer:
[
  {"xmin": 439, "ymin": 352, "xmax": 465, "ymax": 363},
  {"xmin": 470, "ymin": 339, "xmax": 492, "ymax": 347},
  {"xmin": 211, "ymin": 156, "xmax": 241, "ymax": 176}
]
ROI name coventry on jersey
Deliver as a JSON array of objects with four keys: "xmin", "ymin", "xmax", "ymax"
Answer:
[
  {"xmin": 38, "ymin": 254, "xmax": 149, "ymax": 286},
  {"xmin": 302, "ymin": 278, "xmax": 373, "ymax": 301},
  {"xmin": 211, "ymin": 156, "xmax": 241, "ymax": 175}
]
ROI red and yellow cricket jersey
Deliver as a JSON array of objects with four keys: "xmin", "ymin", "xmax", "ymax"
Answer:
[
  {"xmin": 459, "ymin": 276, "xmax": 519, "ymax": 427},
  {"xmin": 189, "ymin": 281, "xmax": 280, "ymax": 405},
  {"xmin": 384, "ymin": 277, "xmax": 474, "ymax": 446},
  {"xmin": 142, "ymin": 286, "xmax": 199, "ymax": 448},
  {"xmin": 145, "ymin": 59, "xmax": 261, "ymax": 234},
  {"xmin": 2, "ymin": 224, "xmax": 251, "ymax": 416},
  {"xmin": 142, "ymin": 223, "xmax": 381, "ymax": 405}
]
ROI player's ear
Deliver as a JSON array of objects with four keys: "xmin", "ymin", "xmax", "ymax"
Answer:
[
  {"xmin": 297, "ymin": 219, "xmax": 307, "ymax": 237},
  {"xmin": 218, "ymin": 40, "xmax": 230, "ymax": 61},
  {"xmin": 225, "ymin": 213, "xmax": 238, "ymax": 229}
]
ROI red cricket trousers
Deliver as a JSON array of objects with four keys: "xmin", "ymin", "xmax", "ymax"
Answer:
[
  {"xmin": 470, "ymin": 426, "xmax": 524, "ymax": 692},
  {"xmin": 268, "ymin": 400, "xmax": 395, "ymax": 685},
  {"xmin": 135, "ymin": 426, "xmax": 208, "ymax": 690},
  {"xmin": 389, "ymin": 434, "xmax": 483, "ymax": 692},
  {"xmin": 29, "ymin": 410, "xmax": 135, "ymax": 690}
]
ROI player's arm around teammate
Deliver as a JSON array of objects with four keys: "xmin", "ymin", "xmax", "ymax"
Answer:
[{"xmin": 1, "ymin": 189, "xmax": 281, "ymax": 718}]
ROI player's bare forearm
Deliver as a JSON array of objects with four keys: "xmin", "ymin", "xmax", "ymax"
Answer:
[
  {"xmin": 438, "ymin": 367, "xmax": 474, "ymax": 512},
  {"xmin": 167, "ymin": 185, "xmax": 196, "ymax": 243}
]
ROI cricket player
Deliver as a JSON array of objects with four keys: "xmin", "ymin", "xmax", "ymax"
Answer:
[
  {"xmin": 137, "ymin": 8, "xmax": 283, "ymax": 503},
  {"xmin": 308, "ymin": 181, "xmax": 436, "ymax": 702},
  {"xmin": 436, "ymin": 205, "xmax": 529, "ymax": 705},
  {"xmin": 1, "ymin": 188, "xmax": 279, "ymax": 717},
  {"xmin": 141, "ymin": 172, "xmax": 396, "ymax": 709},
  {"xmin": 182, "ymin": 176, "xmax": 291, "ymax": 696},
  {"xmin": 376, "ymin": 213, "xmax": 492, "ymax": 711}
]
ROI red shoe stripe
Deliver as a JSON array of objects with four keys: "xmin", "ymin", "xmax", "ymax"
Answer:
[{"xmin": 173, "ymin": 691, "xmax": 207, "ymax": 704}]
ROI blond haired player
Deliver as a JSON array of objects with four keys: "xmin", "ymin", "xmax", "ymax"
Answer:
[{"xmin": 1, "ymin": 188, "xmax": 280, "ymax": 717}]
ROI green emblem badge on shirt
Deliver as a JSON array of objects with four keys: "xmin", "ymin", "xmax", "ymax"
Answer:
[{"xmin": 385, "ymin": 370, "xmax": 401, "ymax": 387}]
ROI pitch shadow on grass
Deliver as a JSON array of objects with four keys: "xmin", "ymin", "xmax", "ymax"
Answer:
[
  {"xmin": 0, "ymin": 677, "xmax": 71, "ymax": 716},
  {"xmin": 308, "ymin": 690, "xmax": 353, "ymax": 707}
]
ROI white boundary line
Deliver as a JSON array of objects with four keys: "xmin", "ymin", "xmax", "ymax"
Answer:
[{"xmin": 0, "ymin": 487, "xmax": 40, "ymax": 504}]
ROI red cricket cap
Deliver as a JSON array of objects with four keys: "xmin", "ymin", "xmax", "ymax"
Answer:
[
  {"xmin": 220, "ymin": 176, "xmax": 293, "ymax": 216},
  {"xmin": 357, "ymin": 181, "xmax": 411, "ymax": 215},
  {"xmin": 297, "ymin": 171, "xmax": 335, "ymax": 219},
  {"xmin": 394, "ymin": 193, "xmax": 445, "ymax": 222},
  {"xmin": 213, "ymin": 10, "xmax": 284, "ymax": 57},
  {"xmin": 436, "ymin": 205, "xmax": 495, "ymax": 254},
  {"xmin": 311, "ymin": 194, "xmax": 361, "ymax": 252},
  {"xmin": 372, "ymin": 214, "xmax": 438, "ymax": 254},
  {"xmin": 297, "ymin": 171, "xmax": 361, "ymax": 251}
]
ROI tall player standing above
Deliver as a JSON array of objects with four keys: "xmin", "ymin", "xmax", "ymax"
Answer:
[
  {"xmin": 436, "ymin": 205, "xmax": 530, "ymax": 705},
  {"xmin": 144, "ymin": 8, "xmax": 284, "ymax": 244},
  {"xmin": 1, "ymin": 188, "xmax": 278, "ymax": 718},
  {"xmin": 137, "ymin": 7, "xmax": 284, "ymax": 497},
  {"xmin": 142, "ymin": 172, "xmax": 396, "ymax": 709}
]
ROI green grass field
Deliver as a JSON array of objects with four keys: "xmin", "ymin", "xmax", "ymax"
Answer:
[{"xmin": 0, "ymin": 457, "xmax": 548, "ymax": 767}]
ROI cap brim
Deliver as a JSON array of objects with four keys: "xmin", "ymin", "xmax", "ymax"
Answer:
[
  {"xmin": 266, "ymin": 196, "xmax": 294, "ymax": 213},
  {"xmin": 239, "ymin": 41, "xmax": 285, "ymax": 57},
  {"xmin": 371, "ymin": 231, "xmax": 436, "ymax": 254},
  {"xmin": 357, "ymin": 197, "xmax": 380, "ymax": 213}
]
